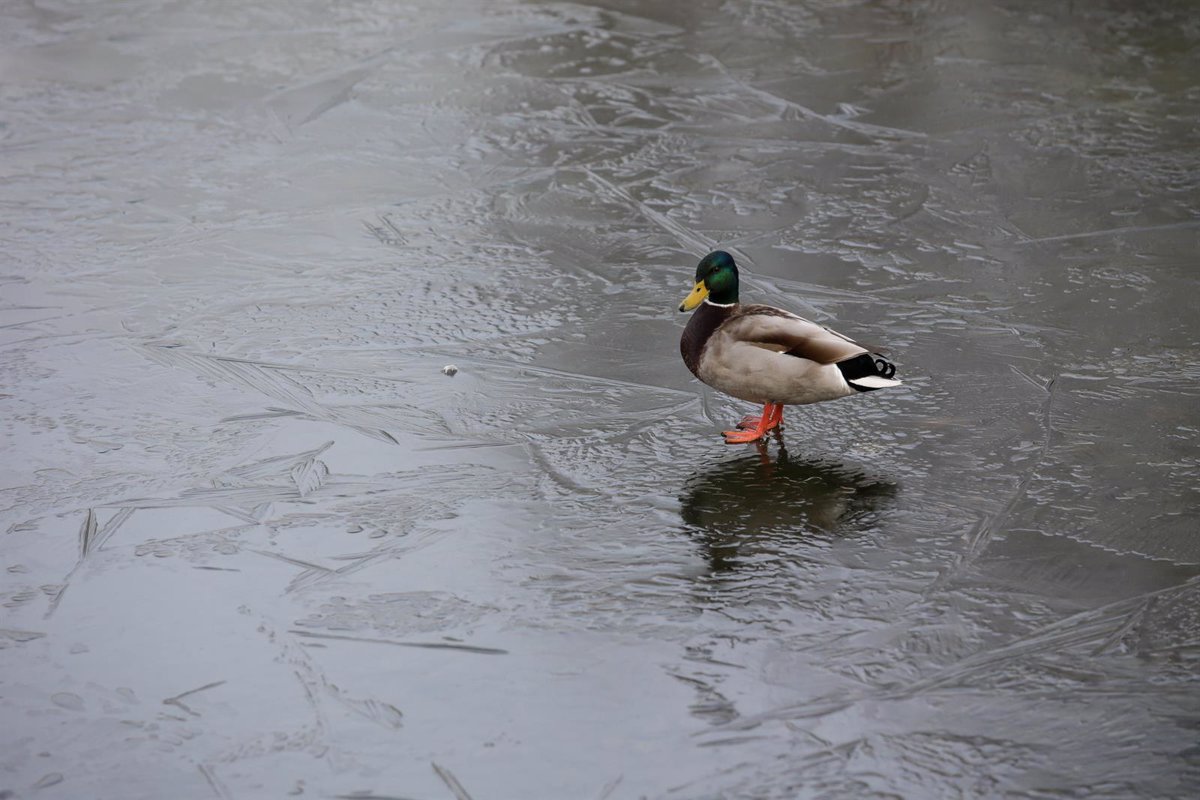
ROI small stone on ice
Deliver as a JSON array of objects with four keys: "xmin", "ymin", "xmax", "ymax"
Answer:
[{"xmin": 442, "ymin": 364, "xmax": 459, "ymax": 376}]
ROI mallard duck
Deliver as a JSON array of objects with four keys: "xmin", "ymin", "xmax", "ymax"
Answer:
[{"xmin": 679, "ymin": 251, "xmax": 901, "ymax": 444}]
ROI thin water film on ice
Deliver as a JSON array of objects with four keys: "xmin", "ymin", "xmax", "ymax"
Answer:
[{"xmin": 2, "ymin": 0, "xmax": 1198, "ymax": 798}]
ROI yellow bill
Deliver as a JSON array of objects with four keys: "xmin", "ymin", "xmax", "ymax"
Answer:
[{"xmin": 679, "ymin": 281, "xmax": 709, "ymax": 312}]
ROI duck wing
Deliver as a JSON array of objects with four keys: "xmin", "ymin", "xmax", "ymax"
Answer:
[{"xmin": 724, "ymin": 305, "xmax": 869, "ymax": 364}]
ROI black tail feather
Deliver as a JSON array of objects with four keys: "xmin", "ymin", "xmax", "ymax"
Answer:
[{"xmin": 836, "ymin": 353, "xmax": 898, "ymax": 391}]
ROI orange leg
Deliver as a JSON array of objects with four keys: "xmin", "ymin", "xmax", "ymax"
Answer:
[
  {"xmin": 736, "ymin": 403, "xmax": 784, "ymax": 430},
  {"xmin": 724, "ymin": 403, "xmax": 785, "ymax": 443},
  {"xmin": 735, "ymin": 403, "xmax": 784, "ymax": 431}
]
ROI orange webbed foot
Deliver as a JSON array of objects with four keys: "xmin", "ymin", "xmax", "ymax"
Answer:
[
  {"xmin": 723, "ymin": 427, "xmax": 767, "ymax": 444},
  {"xmin": 723, "ymin": 403, "xmax": 784, "ymax": 443}
]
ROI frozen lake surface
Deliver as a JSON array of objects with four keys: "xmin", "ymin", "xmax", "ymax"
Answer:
[{"xmin": 2, "ymin": 1, "xmax": 1198, "ymax": 797}]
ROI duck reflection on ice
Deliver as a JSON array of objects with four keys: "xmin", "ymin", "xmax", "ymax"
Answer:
[{"xmin": 680, "ymin": 440, "xmax": 897, "ymax": 573}]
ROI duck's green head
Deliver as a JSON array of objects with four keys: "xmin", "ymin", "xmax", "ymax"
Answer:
[{"xmin": 679, "ymin": 250, "xmax": 739, "ymax": 312}]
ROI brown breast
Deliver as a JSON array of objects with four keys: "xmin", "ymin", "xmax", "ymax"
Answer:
[{"xmin": 680, "ymin": 302, "xmax": 733, "ymax": 379}]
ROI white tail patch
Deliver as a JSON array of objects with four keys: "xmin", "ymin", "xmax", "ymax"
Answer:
[{"xmin": 849, "ymin": 375, "xmax": 903, "ymax": 389}]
